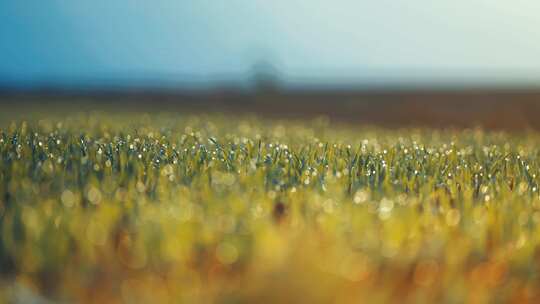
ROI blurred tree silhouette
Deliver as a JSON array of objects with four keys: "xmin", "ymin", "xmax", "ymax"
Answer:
[{"xmin": 249, "ymin": 60, "xmax": 281, "ymax": 94}]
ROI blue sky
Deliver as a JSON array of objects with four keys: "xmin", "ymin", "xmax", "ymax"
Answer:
[{"xmin": 2, "ymin": 1, "xmax": 540, "ymax": 88}]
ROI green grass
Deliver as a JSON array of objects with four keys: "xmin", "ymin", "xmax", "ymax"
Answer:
[{"xmin": 1, "ymin": 112, "xmax": 540, "ymax": 303}]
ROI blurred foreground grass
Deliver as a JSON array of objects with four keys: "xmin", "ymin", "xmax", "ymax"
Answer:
[{"xmin": 1, "ymin": 112, "xmax": 540, "ymax": 303}]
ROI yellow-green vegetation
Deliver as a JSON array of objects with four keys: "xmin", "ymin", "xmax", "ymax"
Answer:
[{"xmin": 1, "ymin": 113, "xmax": 540, "ymax": 303}]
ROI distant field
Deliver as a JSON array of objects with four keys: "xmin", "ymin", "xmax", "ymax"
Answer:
[
  {"xmin": 2, "ymin": 112, "xmax": 540, "ymax": 303},
  {"xmin": 3, "ymin": 88, "xmax": 540, "ymax": 130}
]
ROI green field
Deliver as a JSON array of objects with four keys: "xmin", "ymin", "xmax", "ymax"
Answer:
[{"xmin": 1, "ymin": 112, "xmax": 540, "ymax": 303}]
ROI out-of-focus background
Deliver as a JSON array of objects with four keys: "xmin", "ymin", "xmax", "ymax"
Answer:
[{"xmin": 2, "ymin": 1, "xmax": 540, "ymax": 129}]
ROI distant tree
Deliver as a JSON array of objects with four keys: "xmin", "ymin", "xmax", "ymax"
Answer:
[{"xmin": 249, "ymin": 60, "xmax": 280, "ymax": 93}]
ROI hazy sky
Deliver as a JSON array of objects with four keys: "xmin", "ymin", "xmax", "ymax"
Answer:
[{"xmin": 2, "ymin": 1, "xmax": 540, "ymax": 88}]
